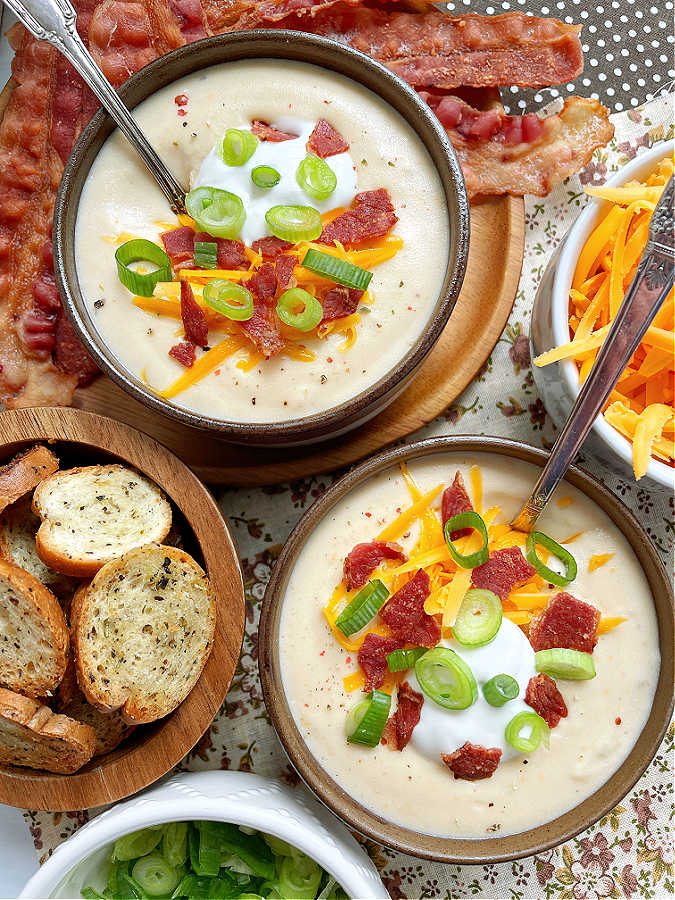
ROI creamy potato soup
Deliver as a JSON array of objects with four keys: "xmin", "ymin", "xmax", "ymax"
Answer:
[
  {"xmin": 279, "ymin": 452, "xmax": 660, "ymax": 838},
  {"xmin": 75, "ymin": 60, "xmax": 449, "ymax": 423}
]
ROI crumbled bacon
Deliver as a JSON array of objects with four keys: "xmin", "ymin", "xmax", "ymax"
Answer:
[
  {"xmin": 471, "ymin": 547, "xmax": 535, "ymax": 600},
  {"xmin": 382, "ymin": 681, "xmax": 423, "ymax": 750},
  {"xmin": 251, "ymin": 236, "xmax": 294, "ymax": 260},
  {"xmin": 307, "ymin": 118, "xmax": 349, "ymax": 158},
  {"xmin": 251, "ymin": 120, "xmax": 298, "ymax": 142},
  {"xmin": 53, "ymin": 315, "xmax": 99, "ymax": 386},
  {"xmin": 380, "ymin": 569, "xmax": 440, "ymax": 647},
  {"xmin": 441, "ymin": 471, "xmax": 473, "ymax": 538},
  {"xmin": 194, "ymin": 232, "xmax": 247, "ymax": 269},
  {"xmin": 246, "ymin": 262, "xmax": 277, "ymax": 303},
  {"xmin": 442, "ymin": 742, "xmax": 502, "ymax": 780},
  {"xmin": 528, "ymin": 592, "xmax": 601, "ymax": 654},
  {"xmin": 319, "ymin": 189, "xmax": 398, "ymax": 249},
  {"xmin": 240, "ymin": 302, "xmax": 284, "ymax": 358},
  {"xmin": 169, "ymin": 341, "xmax": 196, "ymax": 367},
  {"xmin": 180, "ymin": 280, "xmax": 208, "ymax": 347},
  {"xmin": 525, "ymin": 673, "xmax": 567, "ymax": 728},
  {"xmin": 162, "ymin": 226, "xmax": 196, "ymax": 267},
  {"xmin": 169, "ymin": 0, "xmax": 208, "ymax": 41},
  {"xmin": 320, "ymin": 286, "xmax": 363, "ymax": 323},
  {"xmin": 274, "ymin": 254, "xmax": 296, "ymax": 291},
  {"xmin": 357, "ymin": 633, "xmax": 405, "ymax": 692},
  {"xmin": 343, "ymin": 540, "xmax": 406, "ymax": 591}
]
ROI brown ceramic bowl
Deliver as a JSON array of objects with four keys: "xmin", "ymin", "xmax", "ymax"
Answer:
[
  {"xmin": 0, "ymin": 407, "xmax": 245, "ymax": 811},
  {"xmin": 54, "ymin": 30, "xmax": 469, "ymax": 447},
  {"xmin": 259, "ymin": 435, "xmax": 674, "ymax": 863}
]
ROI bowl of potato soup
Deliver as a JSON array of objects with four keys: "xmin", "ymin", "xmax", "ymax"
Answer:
[
  {"xmin": 55, "ymin": 31, "xmax": 468, "ymax": 445},
  {"xmin": 259, "ymin": 436, "xmax": 673, "ymax": 862}
]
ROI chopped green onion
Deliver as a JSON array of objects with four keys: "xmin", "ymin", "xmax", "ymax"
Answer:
[
  {"xmin": 194, "ymin": 821, "xmax": 222, "ymax": 876},
  {"xmin": 186, "ymin": 186, "xmax": 245, "ymax": 239},
  {"xmin": 535, "ymin": 648, "xmax": 596, "ymax": 680},
  {"xmin": 251, "ymin": 165, "xmax": 281, "ymax": 189},
  {"xmin": 162, "ymin": 822, "xmax": 188, "ymax": 868},
  {"xmin": 220, "ymin": 128, "xmax": 258, "ymax": 166},
  {"xmin": 278, "ymin": 853, "xmax": 323, "ymax": 900},
  {"xmin": 301, "ymin": 249, "xmax": 373, "ymax": 291},
  {"xmin": 193, "ymin": 241, "xmax": 218, "ymax": 269},
  {"xmin": 132, "ymin": 855, "xmax": 179, "ymax": 897},
  {"xmin": 505, "ymin": 710, "xmax": 550, "ymax": 753},
  {"xmin": 116, "ymin": 873, "xmax": 146, "ymax": 899},
  {"xmin": 444, "ymin": 511, "xmax": 490, "ymax": 569},
  {"xmin": 525, "ymin": 531, "xmax": 577, "ymax": 587},
  {"xmin": 203, "ymin": 279, "xmax": 254, "ymax": 321},
  {"xmin": 335, "ymin": 579, "xmax": 389, "ymax": 636},
  {"xmin": 81, "ymin": 889, "xmax": 106, "ymax": 900},
  {"xmin": 452, "ymin": 589, "xmax": 502, "ymax": 647},
  {"xmin": 262, "ymin": 833, "xmax": 295, "ymax": 857},
  {"xmin": 203, "ymin": 822, "xmax": 275, "ymax": 880},
  {"xmin": 296, "ymin": 155, "xmax": 337, "ymax": 201},
  {"xmin": 386, "ymin": 647, "xmax": 427, "ymax": 672},
  {"xmin": 346, "ymin": 689, "xmax": 391, "ymax": 747},
  {"xmin": 276, "ymin": 287, "xmax": 323, "ymax": 332},
  {"xmin": 112, "ymin": 825, "xmax": 164, "ymax": 860},
  {"xmin": 265, "ymin": 205, "xmax": 322, "ymax": 243},
  {"xmin": 115, "ymin": 240, "xmax": 171, "ymax": 297},
  {"xmin": 172, "ymin": 873, "xmax": 236, "ymax": 898},
  {"xmin": 482, "ymin": 673, "xmax": 519, "ymax": 707},
  {"xmin": 414, "ymin": 647, "xmax": 477, "ymax": 710}
]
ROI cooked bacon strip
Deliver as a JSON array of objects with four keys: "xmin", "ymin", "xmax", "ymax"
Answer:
[
  {"xmin": 274, "ymin": 254, "xmax": 296, "ymax": 290},
  {"xmin": 54, "ymin": 315, "xmax": 100, "ymax": 385},
  {"xmin": 442, "ymin": 742, "xmax": 502, "ymax": 780},
  {"xmin": 357, "ymin": 633, "xmax": 405, "ymax": 692},
  {"xmin": 320, "ymin": 286, "xmax": 363, "ymax": 323},
  {"xmin": 180, "ymin": 280, "xmax": 208, "ymax": 347},
  {"xmin": 162, "ymin": 226, "xmax": 196, "ymax": 267},
  {"xmin": 251, "ymin": 120, "xmax": 298, "ymax": 142},
  {"xmin": 525, "ymin": 673, "xmax": 567, "ymax": 728},
  {"xmin": 380, "ymin": 569, "xmax": 440, "ymax": 647},
  {"xmin": 307, "ymin": 119, "xmax": 349, "ymax": 158},
  {"xmin": 240, "ymin": 302, "xmax": 284, "ymax": 358},
  {"xmin": 343, "ymin": 540, "xmax": 406, "ymax": 591},
  {"xmin": 246, "ymin": 262, "xmax": 277, "ymax": 303},
  {"xmin": 441, "ymin": 471, "xmax": 473, "ymax": 538},
  {"xmin": 528, "ymin": 592, "xmax": 601, "ymax": 654},
  {"xmin": 471, "ymin": 546, "xmax": 535, "ymax": 600},
  {"xmin": 169, "ymin": 0, "xmax": 210, "ymax": 41},
  {"xmin": 320, "ymin": 189, "xmax": 398, "ymax": 249},
  {"xmin": 382, "ymin": 681, "xmax": 423, "ymax": 750},
  {"xmin": 251, "ymin": 236, "xmax": 294, "ymax": 259}
]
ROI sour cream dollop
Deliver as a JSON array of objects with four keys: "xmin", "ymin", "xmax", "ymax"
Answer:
[
  {"xmin": 408, "ymin": 618, "xmax": 538, "ymax": 760},
  {"xmin": 193, "ymin": 118, "xmax": 358, "ymax": 246}
]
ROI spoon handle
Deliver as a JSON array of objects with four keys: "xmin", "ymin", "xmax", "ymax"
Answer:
[
  {"xmin": 2, "ymin": 0, "xmax": 187, "ymax": 213},
  {"xmin": 513, "ymin": 177, "xmax": 675, "ymax": 532}
]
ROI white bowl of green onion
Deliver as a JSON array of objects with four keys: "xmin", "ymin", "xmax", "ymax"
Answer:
[{"xmin": 18, "ymin": 771, "xmax": 388, "ymax": 900}]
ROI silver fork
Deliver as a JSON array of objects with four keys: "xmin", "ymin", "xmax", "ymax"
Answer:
[
  {"xmin": 1, "ymin": 0, "xmax": 187, "ymax": 212},
  {"xmin": 513, "ymin": 175, "xmax": 674, "ymax": 531}
]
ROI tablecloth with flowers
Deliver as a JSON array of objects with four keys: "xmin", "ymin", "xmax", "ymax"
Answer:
[{"xmin": 25, "ymin": 93, "xmax": 674, "ymax": 900}]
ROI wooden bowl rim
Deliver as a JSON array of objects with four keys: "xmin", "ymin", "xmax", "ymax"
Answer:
[
  {"xmin": 0, "ymin": 407, "xmax": 245, "ymax": 811},
  {"xmin": 54, "ymin": 29, "xmax": 470, "ymax": 445},
  {"xmin": 259, "ymin": 435, "xmax": 674, "ymax": 863}
]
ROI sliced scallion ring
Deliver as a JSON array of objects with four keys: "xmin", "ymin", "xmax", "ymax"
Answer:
[
  {"xmin": 296, "ymin": 155, "xmax": 337, "ymax": 201},
  {"xmin": 266, "ymin": 205, "xmax": 322, "ymax": 243},
  {"xmin": 251, "ymin": 165, "xmax": 281, "ymax": 189},
  {"xmin": 526, "ymin": 531, "xmax": 577, "ymax": 587},
  {"xmin": 346, "ymin": 689, "xmax": 391, "ymax": 747},
  {"xmin": 386, "ymin": 647, "xmax": 427, "ymax": 673},
  {"xmin": 444, "ymin": 511, "xmax": 490, "ymax": 569},
  {"xmin": 535, "ymin": 648, "xmax": 596, "ymax": 680},
  {"xmin": 203, "ymin": 279, "xmax": 254, "ymax": 321},
  {"xmin": 193, "ymin": 241, "xmax": 218, "ymax": 269},
  {"xmin": 276, "ymin": 287, "xmax": 323, "ymax": 332},
  {"xmin": 414, "ymin": 647, "xmax": 477, "ymax": 710},
  {"xmin": 482, "ymin": 673, "xmax": 519, "ymax": 707},
  {"xmin": 453, "ymin": 589, "xmax": 502, "ymax": 647},
  {"xmin": 220, "ymin": 128, "xmax": 258, "ymax": 166},
  {"xmin": 301, "ymin": 248, "xmax": 373, "ymax": 291},
  {"xmin": 335, "ymin": 579, "xmax": 389, "ymax": 636},
  {"xmin": 505, "ymin": 710, "xmax": 550, "ymax": 753},
  {"xmin": 186, "ymin": 186, "xmax": 246, "ymax": 239},
  {"xmin": 114, "ymin": 239, "xmax": 171, "ymax": 297},
  {"xmin": 131, "ymin": 855, "xmax": 179, "ymax": 897}
]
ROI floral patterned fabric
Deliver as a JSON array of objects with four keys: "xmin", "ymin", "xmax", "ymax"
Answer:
[{"xmin": 24, "ymin": 96, "xmax": 674, "ymax": 899}]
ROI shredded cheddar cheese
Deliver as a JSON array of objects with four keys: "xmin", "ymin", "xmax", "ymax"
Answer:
[{"xmin": 589, "ymin": 552, "xmax": 615, "ymax": 572}]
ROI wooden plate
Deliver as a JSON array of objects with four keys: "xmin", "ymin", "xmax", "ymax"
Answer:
[{"xmin": 0, "ymin": 407, "xmax": 245, "ymax": 811}]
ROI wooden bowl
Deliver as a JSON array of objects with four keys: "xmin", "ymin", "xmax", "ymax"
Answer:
[
  {"xmin": 0, "ymin": 407, "xmax": 245, "ymax": 811},
  {"xmin": 259, "ymin": 435, "xmax": 674, "ymax": 863},
  {"xmin": 54, "ymin": 30, "xmax": 469, "ymax": 446}
]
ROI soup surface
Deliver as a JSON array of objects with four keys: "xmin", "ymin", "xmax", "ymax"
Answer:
[
  {"xmin": 279, "ymin": 452, "xmax": 660, "ymax": 838},
  {"xmin": 75, "ymin": 60, "xmax": 449, "ymax": 423}
]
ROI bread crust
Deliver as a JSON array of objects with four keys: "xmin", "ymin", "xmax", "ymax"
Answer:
[
  {"xmin": 0, "ymin": 446, "xmax": 58, "ymax": 513},
  {"xmin": 0, "ymin": 558, "xmax": 69, "ymax": 697},
  {"xmin": 0, "ymin": 687, "xmax": 96, "ymax": 774}
]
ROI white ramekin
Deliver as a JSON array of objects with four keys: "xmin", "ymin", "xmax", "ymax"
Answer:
[
  {"xmin": 531, "ymin": 139, "xmax": 674, "ymax": 489},
  {"xmin": 19, "ymin": 771, "xmax": 389, "ymax": 899}
]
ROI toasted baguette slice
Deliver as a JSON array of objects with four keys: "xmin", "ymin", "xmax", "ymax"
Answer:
[
  {"xmin": 0, "ymin": 498, "xmax": 78, "ymax": 600},
  {"xmin": 74, "ymin": 544, "xmax": 215, "ymax": 724},
  {"xmin": 56, "ymin": 660, "xmax": 135, "ymax": 757},
  {"xmin": 33, "ymin": 464, "xmax": 172, "ymax": 577},
  {"xmin": 0, "ymin": 687, "xmax": 96, "ymax": 774},
  {"xmin": 0, "ymin": 559, "xmax": 69, "ymax": 697},
  {"xmin": 0, "ymin": 446, "xmax": 58, "ymax": 513}
]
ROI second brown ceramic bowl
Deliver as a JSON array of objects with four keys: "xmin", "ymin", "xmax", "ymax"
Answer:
[
  {"xmin": 259, "ymin": 435, "xmax": 673, "ymax": 863},
  {"xmin": 0, "ymin": 407, "xmax": 245, "ymax": 811},
  {"xmin": 54, "ymin": 31, "xmax": 469, "ymax": 447}
]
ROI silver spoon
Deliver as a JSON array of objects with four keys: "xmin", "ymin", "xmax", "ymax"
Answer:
[
  {"xmin": 2, "ymin": 0, "xmax": 187, "ymax": 213},
  {"xmin": 512, "ymin": 175, "xmax": 674, "ymax": 531}
]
